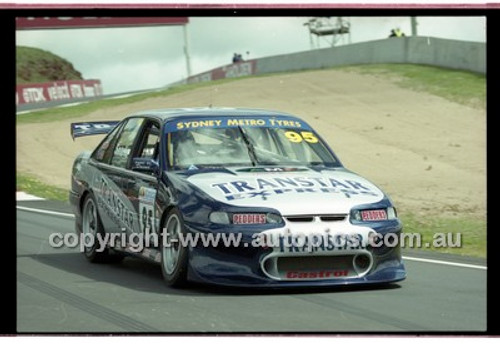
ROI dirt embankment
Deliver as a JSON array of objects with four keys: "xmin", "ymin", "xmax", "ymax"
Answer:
[{"xmin": 16, "ymin": 70, "xmax": 486, "ymax": 219}]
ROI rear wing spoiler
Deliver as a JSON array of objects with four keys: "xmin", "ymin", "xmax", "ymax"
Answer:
[{"xmin": 71, "ymin": 121, "xmax": 120, "ymax": 140}]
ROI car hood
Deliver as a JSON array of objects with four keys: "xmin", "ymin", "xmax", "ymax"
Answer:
[{"xmin": 182, "ymin": 167, "xmax": 386, "ymax": 215}]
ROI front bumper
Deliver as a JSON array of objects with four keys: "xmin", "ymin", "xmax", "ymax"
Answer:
[{"xmin": 184, "ymin": 219, "xmax": 407, "ymax": 288}]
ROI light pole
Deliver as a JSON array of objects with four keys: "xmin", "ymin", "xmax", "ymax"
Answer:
[
  {"xmin": 183, "ymin": 23, "xmax": 192, "ymax": 77},
  {"xmin": 411, "ymin": 17, "xmax": 418, "ymax": 36}
]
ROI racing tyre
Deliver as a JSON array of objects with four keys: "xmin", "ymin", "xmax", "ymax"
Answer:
[
  {"xmin": 81, "ymin": 193, "xmax": 124, "ymax": 263},
  {"xmin": 160, "ymin": 208, "xmax": 188, "ymax": 287}
]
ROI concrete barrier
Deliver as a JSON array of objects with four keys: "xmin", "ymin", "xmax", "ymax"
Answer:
[
  {"xmin": 255, "ymin": 37, "xmax": 485, "ymax": 75},
  {"xmin": 255, "ymin": 38, "xmax": 406, "ymax": 74},
  {"xmin": 186, "ymin": 37, "xmax": 485, "ymax": 86},
  {"xmin": 406, "ymin": 37, "xmax": 486, "ymax": 73}
]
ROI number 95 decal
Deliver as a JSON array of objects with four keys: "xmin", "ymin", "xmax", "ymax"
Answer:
[
  {"xmin": 140, "ymin": 203, "xmax": 155, "ymax": 234},
  {"xmin": 284, "ymin": 131, "xmax": 319, "ymax": 143},
  {"xmin": 138, "ymin": 187, "xmax": 157, "ymax": 234}
]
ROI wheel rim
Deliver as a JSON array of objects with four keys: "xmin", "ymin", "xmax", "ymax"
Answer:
[
  {"xmin": 163, "ymin": 214, "xmax": 181, "ymax": 275},
  {"xmin": 82, "ymin": 199, "xmax": 98, "ymax": 255}
]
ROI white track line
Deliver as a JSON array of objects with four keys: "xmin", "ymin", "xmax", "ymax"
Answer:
[
  {"xmin": 16, "ymin": 191, "xmax": 45, "ymax": 201},
  {"xmin": 403, "ymin": 256, "xmax": 486, "ymax": 270},
  {"xmin": 56, "ymin": 101, "xmax": 87, "ymax": 108},
  {"xmin": 15, "ymin": 205, "xmax": 489, "ymax": 270},
  {"xmin": 16, "ymin": 206, "xmax": 75, "ymax": 218}
]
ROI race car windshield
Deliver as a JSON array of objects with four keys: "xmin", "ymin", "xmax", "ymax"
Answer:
[{"xmin": 168, "ymin": 126, "xmax": 338, "ymax": 170}]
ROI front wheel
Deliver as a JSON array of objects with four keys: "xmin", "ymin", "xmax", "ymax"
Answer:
[{"xmin": 160, "ymin": 208, "xmax": 188, "ymax": 287}]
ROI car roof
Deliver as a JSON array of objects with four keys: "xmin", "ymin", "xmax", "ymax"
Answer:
[{"xmin": 128, "ymin": 107, "xmax": 302, "ymax": 122}]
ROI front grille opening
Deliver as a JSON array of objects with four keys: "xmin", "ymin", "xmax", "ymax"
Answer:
[
  {"xmin": 354, "ymin": 254, "xmax": 371, "ymax": 270},
  {"xmin": 261, "ymin": 253, "xmax": 374, "ymax": 281},
  {"xmin": 264, "ymin": 257, "xmax": 274, "ymax": 272},
  {"xmin": 285, "ymin": 216, "xmax": 314, "ymax": 223},
  {"xmin": 285, "ymin": 214, "xmax": 347, "ymax": 223},
  {"xmin": 320, "ymin": 215, "xmax": 346, "ymax": 222}
]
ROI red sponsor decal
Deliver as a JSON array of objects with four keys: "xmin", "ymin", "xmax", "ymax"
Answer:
[
  {"xmin": 16, "ymin": 80, "xmax": 103, "ymax": 105},
  {"xmin": 233, "ymin": 213, "xmax": 266, "ymax": 225},
  {"xmin": 361, "ymin": 209, "xmax": 387, "ymax": 221},
  {"xmin": 286, "ymin": 270, "xmax": 349, "ymax": 279},
  {"xmin": 16, "ymin": 17, "xmax": 188, "ymax": 30},
  {"xmin": 187, "ymin": 60, "xmax": 256, "ymax": 84}
]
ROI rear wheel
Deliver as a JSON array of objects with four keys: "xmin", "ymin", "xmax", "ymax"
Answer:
[
  {"xmin": 160, "ymin": 208, "xmax": 188, "ymax": 287},
  {"xmin": 81, "ymin": 193, "xmax": 124, "ymax": 263}
]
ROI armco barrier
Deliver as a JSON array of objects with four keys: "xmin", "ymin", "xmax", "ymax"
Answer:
[
  {"xmin": 186, "ymin": 37, "xmax": 485, "ymax": 86},
  {"xmin": 16, "ymin": 79, "xmax": 103, "ymax": 106}
]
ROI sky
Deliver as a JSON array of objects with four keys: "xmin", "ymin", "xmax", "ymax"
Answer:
[{"xmin": 16, "ymin": 16, "xmax": 486, "ymax": 95}]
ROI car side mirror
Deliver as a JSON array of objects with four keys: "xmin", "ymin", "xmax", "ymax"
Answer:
[{"xmin": 131, "ymin": 157, "xmax": 159, "ymax": 176}]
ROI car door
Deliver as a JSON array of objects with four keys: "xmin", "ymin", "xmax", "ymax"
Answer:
[
  {"xmin": 124, "ymin": 120, "xmax": 162, "ymax": 252},
  {"xmin": 90, "ymin": 117, "xmax": 146, "ymax": 236},
  {"xmin": 87, "ymin": 121, "xmax": 124, "ymax": 234}
]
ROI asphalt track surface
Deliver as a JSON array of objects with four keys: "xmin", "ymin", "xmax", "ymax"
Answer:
[{"xmin": 17, "ymin": 201, "xmax": 487, "ymax": 333}]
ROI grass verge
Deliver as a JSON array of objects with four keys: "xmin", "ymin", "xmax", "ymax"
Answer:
[
  {"xmin": 343, "ymin": 63, "xmax": 486, "ymax": 109},
  {"xmin": 400, "ymin": 213, "xmax": 486, "ymax": 258},
  {"xmin": 17, "ymin": 173, "xmax": 68, "ymax": 202}
]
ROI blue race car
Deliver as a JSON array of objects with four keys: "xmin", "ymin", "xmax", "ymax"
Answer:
[{"xmin": 70, "ymin": 108, "xmax": 406, "ymax": 288}]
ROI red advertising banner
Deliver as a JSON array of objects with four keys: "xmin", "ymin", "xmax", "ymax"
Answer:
[
  {"xmin": 16, "ymin": 17, "xmax": 188, "ymax": 30},
  {"xmin": 188, "ymin": 60, "xmax": 257, "ymax": 84},
  {"xmin": 16, "ymin": 80, "xmax": 103, "ymax": 105}
]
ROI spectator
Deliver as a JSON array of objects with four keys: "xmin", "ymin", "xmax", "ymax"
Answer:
[
  {"xmin": 232, "ymin": 53, "xmax": 244, "ymax": 64},
  {"xmin": 389, "ymin": 28, "xmax": 405, "ymax": 37}
]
